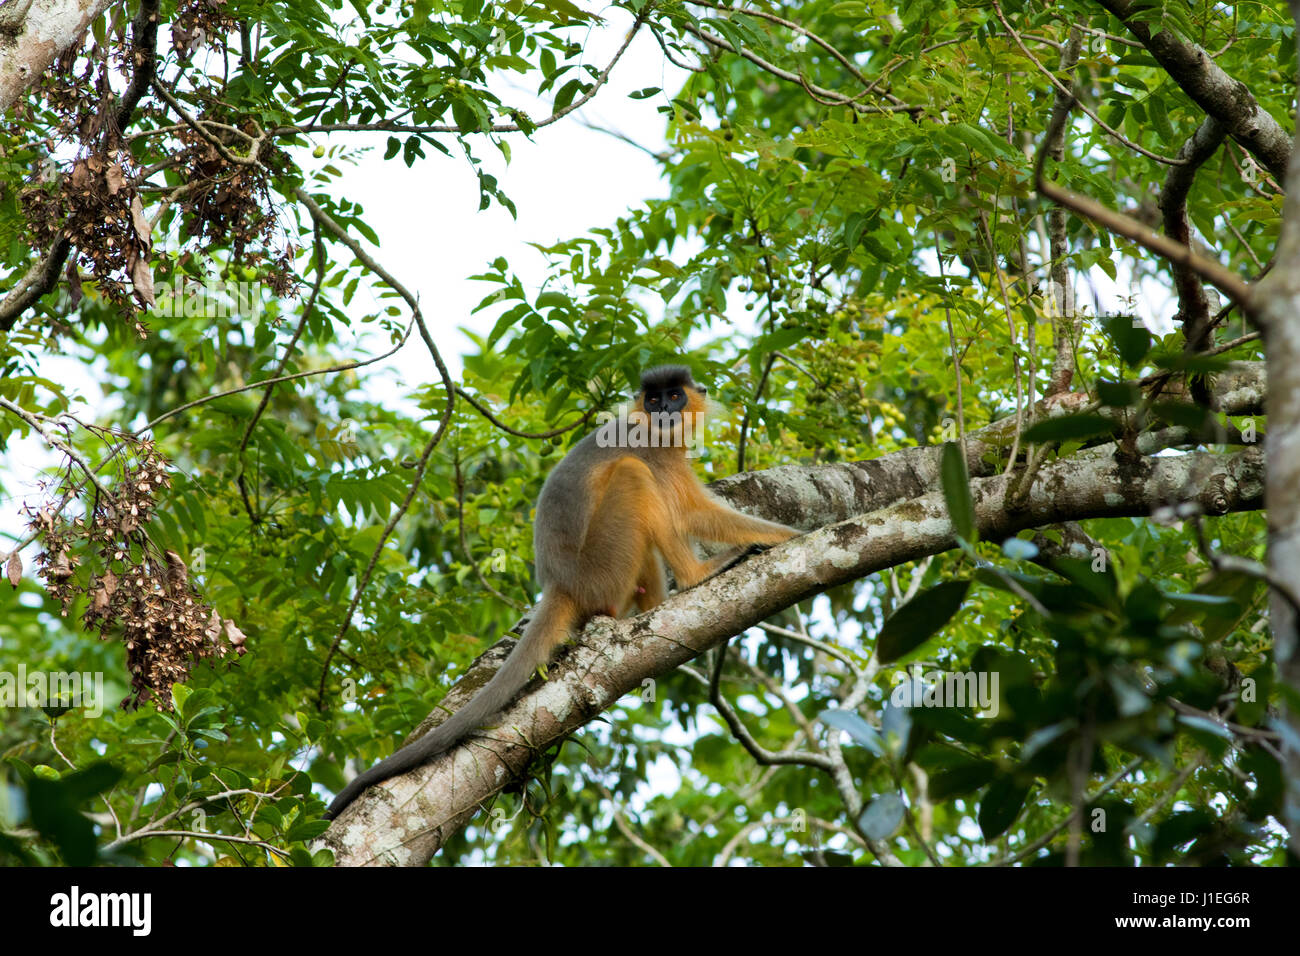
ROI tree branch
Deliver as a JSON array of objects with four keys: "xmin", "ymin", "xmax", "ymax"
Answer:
[
  {"xmin": 1250, "ymin": 1, "xmax": 1300, "ymax": 854},
  {"xmin": 1045, "ymin": 27, "xmax": 1083, "ymax": 396},
  {"xmin": 1159, "ymin": 116, "xmax": 1228, "ymax": 355},
  {"xmin": 319, "ymin": 444, "xmax": 1265, "ymax": 864},
  {"xmin": 1093, "ymin": 0, "xmax": 1292, "ymax": 181},
  {"xmin": 1034, "ymin": 97, "xmax": 1256, "ymax": 315},
  {"xmin": 113, "ymin": 0, "xmax": 159, "ymax": 132},
  {"xmin": 0, "ymin": 0, "xmax": 116, "ymax": 114},
  {"xmin": 0, "ymin": 237, "xmax": 71, "ymax": 330}
]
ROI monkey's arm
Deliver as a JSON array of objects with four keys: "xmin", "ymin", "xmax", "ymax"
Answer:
[{"xmin": 683, "ymin": 484, "xmax": 798, "ymax": 546}]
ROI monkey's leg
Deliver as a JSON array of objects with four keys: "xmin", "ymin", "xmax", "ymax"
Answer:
[
  {"xmin": 630, "ymin": 549, "xmax": 667, "ymax": 613},
  {"xmin": 650, "ymin": 517, "xmax": 721, "ymax": 589},
  {"xmin": 579, "ymin": 458, "xmax": 691, "ymax": 612},
  {"xmin": 702, "ymin": 544, "xmax": 758, "ymax": 576},
  {"xmin": 591, "ymin": 457, "xmax": 715, "ymax": 591}
]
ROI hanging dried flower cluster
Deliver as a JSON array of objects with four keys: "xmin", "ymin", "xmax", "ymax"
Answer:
[
  {"xmin": 171, "ymin": 0, "xmax": 237, "ymax": 60},
  {"xmin": 15, "ymin": 45, "xmax": 155, "ymax": 328},
  {"xmin": 170, "ymin": 123, "xmax": 296, "ymax": 298},
  {"xmin": 21, "ymin": 148, "xmax": 154, "ymax": 330},
  {"xmin": 21, "ymin": 437, "xmax": 246, "ymax": 709},
  {"xmin": 12, "ymin": 0, "xmax": 294, "ymax": 331}
]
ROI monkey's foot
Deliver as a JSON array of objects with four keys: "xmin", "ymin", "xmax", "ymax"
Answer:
[
  {"xmin": 728, "ymin": 543, "xmax": 771, "ymax": 567},
  {"xmin": 702, "ymin": 543, "xmax": 771, "ymax": 582}
]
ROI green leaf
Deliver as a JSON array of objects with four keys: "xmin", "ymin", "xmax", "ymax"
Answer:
[
  {"xmin": 286, "ymin": 819, "xmax": 332, "ymax": 842},
  {"xmin": 929, "ymin": 759, "xmax": 996, "ymax": 799},
  {"xmin": 1102, "ymin": 314, "xmax": 1151, "ymax": 366},
  {"xmin": 1021, "ymin": 413, "xmax": 1116, "ymax": 443},
  {"xmin": 553, "ymin": 78, "xmax": 585, "ymax": 113},
  {"xmin": 979, "ymin": 775, "xmax": 1031, "ymax": 838},
  {"xmin": 1097, "ymin": 380, "xmax": 1140, "ymax": 407},
  {"xmin": 818, "ymin": 709, "xmax": 886, "ymax": 756},
  {"xmin": 1147, "ymin": 95, "xmax": 1174, "ymax": 143},
  {"xmin": 1176, "ymin": 714, "xmax": 1232, "ymax": 739},
  {"xmin": 753, "ymin": 326, "xmax": 806, "ymax": 355},
  {"xmin": 171, "ymin": 683, "xmax": 193, "ymax": 719},
  {"xmin": 1124, "ymin": 579, "xmax": 1166, "ymax": 626},
  {"xmin": 1165, "ymin": 572, "xmax": 1259, "ymax": 642},
  {"xmin": 859, "ymin": 793, "xmax": 906, "ymax": 840},
  {"xmin": 940, "ymin": 441, "xmax": 975, "ymax": 541},
  {"xmin": 1021, "ymin": 721, "xmax": 1074, "ymax": 760},
  {"xmin": 28, "ymin": 762, "xmax": 123, "ymax": 866},
  {"xmin": 1163, "ymin": 590, "xmax": 1241, "ymax": 617},
  {"xmin": 843, "ymin": 212, "xmax": 869, "ymax": 250},
  {"xmin": 536, "ymin": 291, "xmax": 572, "ymax": 310},
  {"xmin": 877, "ymin": 580, "xmax": 970, "ymax": 664}
]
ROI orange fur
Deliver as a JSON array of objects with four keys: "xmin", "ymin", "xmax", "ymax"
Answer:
[{"xmin": 323, "ymin": 365, "xmax": 797, "ymax": 821}]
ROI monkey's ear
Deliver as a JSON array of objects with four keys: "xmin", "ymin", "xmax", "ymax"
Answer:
[{"xmin": 697, "ymin": 386, "xmax": 707, "ymax": 395}]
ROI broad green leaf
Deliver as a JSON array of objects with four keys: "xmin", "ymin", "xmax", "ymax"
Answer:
[{"xmin": 877, "ymin": 580, "xmax": 970, "ymax": 664}]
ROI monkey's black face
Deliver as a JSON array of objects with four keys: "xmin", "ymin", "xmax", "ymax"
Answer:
[
  {"xmin": 634, "ymin": 366, "xmax": 706, "ymax": 444},
  {"xmin": 642, "ymin": 385, "xmax": 689, "ymax": 420}
]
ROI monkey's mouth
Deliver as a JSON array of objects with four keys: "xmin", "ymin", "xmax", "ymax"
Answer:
[
  {"xmin": 650, "ymin": 410, "xmax": 704, "ymax": 449},
  {"xmin": 651, "ymin": 411, "xmax": 684, "ymax": 430},
  {"xmin": 622, "ymin": 408, "xmax": 703, "ymax": 450}
]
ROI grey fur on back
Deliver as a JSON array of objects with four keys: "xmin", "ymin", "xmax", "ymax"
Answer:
[{"xmin": 322, "ymin": 366, "xmax": 700, "ymax": 820}]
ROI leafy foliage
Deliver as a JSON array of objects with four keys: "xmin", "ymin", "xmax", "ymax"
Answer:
[{"xmin": 0, "ymin": 0, "xmax": 1287, "ymax": 865}]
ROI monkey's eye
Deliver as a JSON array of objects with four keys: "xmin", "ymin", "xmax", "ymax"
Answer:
[{"xmin": 669, "ymin": 392, "xmax": 680, "ymax": 400}]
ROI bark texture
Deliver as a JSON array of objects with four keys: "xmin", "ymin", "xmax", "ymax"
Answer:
[
  {"xmin": 0, "ymin": 0, "xmax": 115, "ymax": 115},
  {"xmin": 321, "ymin": 443, "xmax": 1265, "ymax": 865}
]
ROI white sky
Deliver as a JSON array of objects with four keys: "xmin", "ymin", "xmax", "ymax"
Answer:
[
  {"xmin": 317, "ymin": 13, "xmax": 689, "ymax": 389},
  {"xmin": 0, "ymin": 12, "xmax": 685, "ymax": 539}
]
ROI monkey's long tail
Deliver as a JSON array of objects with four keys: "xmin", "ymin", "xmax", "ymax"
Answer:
[{"xmin": 323, "ymin": 591, "xmax": 580, "ymax": 821}]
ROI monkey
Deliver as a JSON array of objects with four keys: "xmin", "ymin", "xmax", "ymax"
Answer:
[{"xmin": 323, "ymin": 364, "xmax": 798, "ymax": 820}]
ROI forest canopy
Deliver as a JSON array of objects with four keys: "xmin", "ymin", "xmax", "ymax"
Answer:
[{"xmin": 0, "ymin": 0, "xmax": 1297, "ymax": 867}]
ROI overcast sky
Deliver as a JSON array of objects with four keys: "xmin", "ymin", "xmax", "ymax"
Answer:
[
  {"xmin": 0, "ymin": 13, "xmax": 684, "ymax": 539},
  {"xmin": 325, "ymin": 13, "xmax": 688, "ymax": 390}
]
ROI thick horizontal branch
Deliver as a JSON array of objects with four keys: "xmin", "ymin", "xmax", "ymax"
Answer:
[
  {"xmin": 711, "ymin": 361, "xmax": 1263, "ymax": 529},
  {"xmin": 320, "ymin": 444, "xmax": 1264, "ymax": 865}
]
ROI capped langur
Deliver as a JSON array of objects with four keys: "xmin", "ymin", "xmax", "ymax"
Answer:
[{"xmin": 324, "ymin": 364, "xmax": 798, "ymax": 820}]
